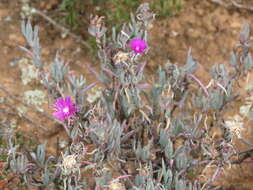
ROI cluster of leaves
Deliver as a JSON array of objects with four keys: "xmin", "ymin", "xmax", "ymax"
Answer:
[
  {"xmin": 3, "ymin": 3, "xmax": 253, "ymax": 190},
  {"xmin": 59, "ymin": 0, "xmax": 182, "ymax": 29},
  {"xmin": 58, "ymin": 0, "xmax": 138, "ymax": 31},
  {"xmin": 58, "ymin": 0, "xmax": 182, "ymax": 59},
  {"xmin": 60, "ymin": 0, "xmax": 80, "ymax": 29}
]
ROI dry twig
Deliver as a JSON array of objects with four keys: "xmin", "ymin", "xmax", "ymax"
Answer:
[
  {"xmin": 34, "ymin": 9, "xmax": 91, "ymax": 49},
  {"xmin": 210, "ymin": 0, "xmax": 253, "ymax": 11}
]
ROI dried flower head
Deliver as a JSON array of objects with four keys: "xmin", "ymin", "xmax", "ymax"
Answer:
[
  {"xmin": 129, "ymin": 38, "xmax": 147, "ymax": 54},
  {"xmin": 62, "ymin": 155, "xmax": 76, "ymax": 169},
  {"xmin": 108, "ymin": 181, "xmax": 126, "ymax": 190},
  {"xmin": 88, "ymin": 15, "xmax": 107, "ymax": 44},
  {"xmin": 113, "ymin": 51, "xmax": 130, "ymax": 65},
  {"xmin": 60, "ymin": 154, "xmax": 81, "ymax": 176},
  {"xmin": 225, "ymin": 114, "xmax": 245, "ymax": 138},
  {"xmin": 62, "ymin": 154, "xmax": 77, "ymax": 170},
  {"xmin": 53, "ymin": 96, "xmax": 77, "ymax": 121}
]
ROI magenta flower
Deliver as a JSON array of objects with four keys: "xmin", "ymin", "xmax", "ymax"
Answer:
[
  {"xmin": 53, "ymin": 96, "xmax": 77, "ymax": 121},
  {"xmin": 129, "ymin": 38, "xmax": 147, "ymax": 54}
]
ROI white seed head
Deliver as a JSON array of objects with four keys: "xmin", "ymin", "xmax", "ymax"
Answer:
[{"xmin": 62, "ymin": 155, "xmax": 77, "ymax": 170}]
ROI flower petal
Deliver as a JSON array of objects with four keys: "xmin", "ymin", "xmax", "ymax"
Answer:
[
  {"xmin": 53, "ymin": 111, "xmax": 65, "ymax": 121},
  {"xmin": 65, "ymin": 96, "xmax": 72, "ymax": 106},
  {"xmin": 129, "ymin": 38, "xmax": 147, "ymax": 54}
]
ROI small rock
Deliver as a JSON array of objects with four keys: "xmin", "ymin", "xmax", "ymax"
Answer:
[
  {"xmin": 171, "ymin": 30, "xmax": 179, "ymax": 37},
  {"xmin": 3, "ymin": 16, "xmax": 12, "ymax": 22}
]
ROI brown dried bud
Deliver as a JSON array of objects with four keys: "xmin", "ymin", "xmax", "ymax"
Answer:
[{"xmin": 113, "ymin": 51, "xmax": 130, "ymax": 65}]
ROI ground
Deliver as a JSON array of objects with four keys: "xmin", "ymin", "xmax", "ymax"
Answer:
[{"xmin": 1, "ymin": 0, "xmax": 253, "ymax": 189}]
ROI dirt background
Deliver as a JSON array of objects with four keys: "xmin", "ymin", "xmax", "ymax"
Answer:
[{"xmin": 1, "ymin": 0, "xmax": 253, "ymax": 189}]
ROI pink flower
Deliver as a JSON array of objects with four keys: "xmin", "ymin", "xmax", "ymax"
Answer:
[
  {"xmin": 129, "ymin": 38, "xmax": 147, "ymax": 54},
  {"xmin": 53, "ymin": 96, "xmax": 77, "ymax": 121}
]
